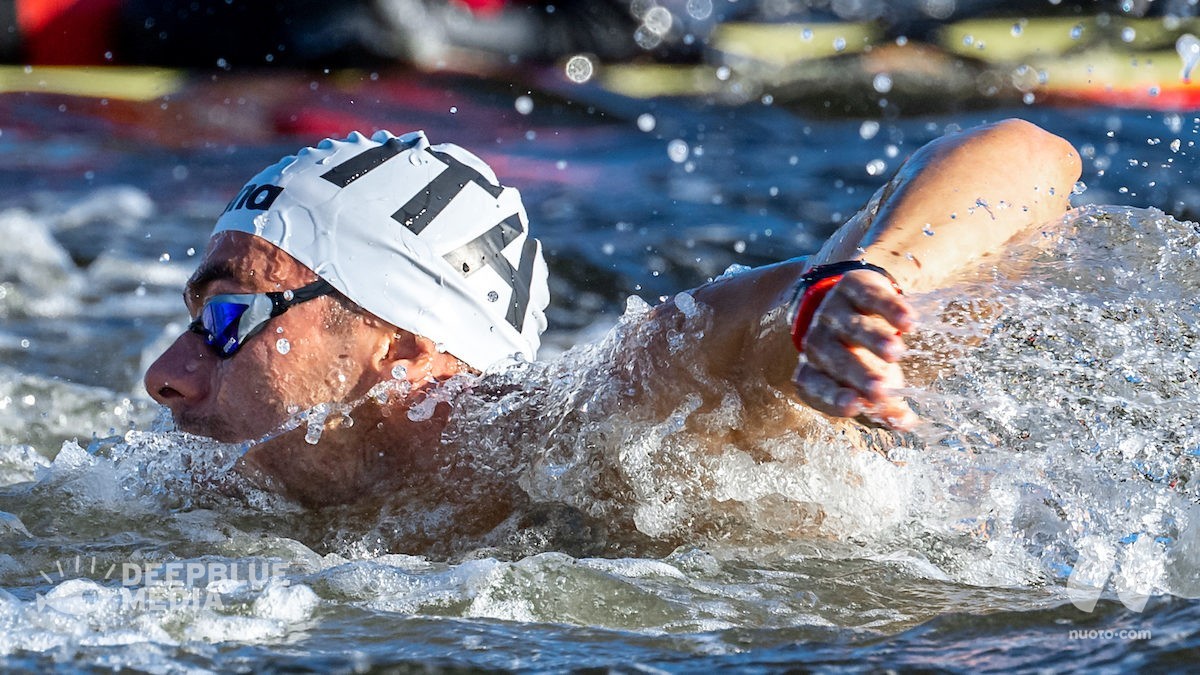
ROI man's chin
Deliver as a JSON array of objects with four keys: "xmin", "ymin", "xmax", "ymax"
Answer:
[{"xmin": 171, "ymin": 411, "xmax": 257, "ymax": 444}]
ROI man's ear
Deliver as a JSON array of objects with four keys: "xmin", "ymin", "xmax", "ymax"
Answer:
[{"xmin": 367, "ymin": 328, "xmax": 430, "ymax": 383}]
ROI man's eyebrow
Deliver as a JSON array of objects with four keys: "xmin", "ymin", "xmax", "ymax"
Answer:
[{"xmin": 184, "ymin": 260, "xmax": 249, "ymax": 298}]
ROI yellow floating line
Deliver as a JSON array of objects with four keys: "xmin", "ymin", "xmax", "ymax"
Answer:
[
  {"xmin": 1033, "ymin": 48, "xmax": 1200, "ymax": 91},
  {"xmin": 0, "ymin": 66, "xmax": 183, "ymax": 101},
  {"xmin": 712, "ymin": 22, "xmax": 881, "ymax": 67},
  {"xmin": 941, "ymin": 15, "xmax": 1200, "ymax": 63},
  {"xmin": 601, "ymin": 64, "xmax": 724, "ymax": 99}
]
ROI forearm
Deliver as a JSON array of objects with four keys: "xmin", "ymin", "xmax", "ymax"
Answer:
[{"xmin": 810, "ymin": 119, "xmax": 1081, "ymax": 291}]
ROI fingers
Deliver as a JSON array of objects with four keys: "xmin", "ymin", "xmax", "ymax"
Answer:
[
  {"xmin": 791, "ymin": 269, "xmax": 919, "ymax": 431},
  {"xmin": 836, "ymin": 269, "xmax": 917, "ymax": 333},
  {"xmin": 793, "ymin": 361, "xmax": 863, "ymax": 418},
  {"xmin": 793, "ymin": 360, "xmax": 917, "ymax": 431}
]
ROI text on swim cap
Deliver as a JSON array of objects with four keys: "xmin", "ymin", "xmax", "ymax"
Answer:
[
  {"xmin": 316, "ymin": 140, "xmax": 539, "ymax": 334},
  {"xmin": 223, "ymin": 183, "xmax": 284, "ymax": 214}
]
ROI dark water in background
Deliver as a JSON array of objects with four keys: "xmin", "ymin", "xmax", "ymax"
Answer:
[{"xmin": 0, "ymin": 65, "xmax": 1200, "ymax": 671}]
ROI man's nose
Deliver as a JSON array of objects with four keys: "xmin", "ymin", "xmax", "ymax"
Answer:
[{"xmin": 144, "ymin": 332, "xmax": 211, "ymax": 405}]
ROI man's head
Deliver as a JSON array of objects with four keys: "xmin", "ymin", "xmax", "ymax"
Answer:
[{"xmin": 144, "ymin": 130, "xmax": 550, "ymax": 444}]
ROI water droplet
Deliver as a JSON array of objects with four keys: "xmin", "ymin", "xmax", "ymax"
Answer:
[
  {"xmin": 833, "ymin": 36, "xmax": 847, "ymax": 52},
  {"xmin": 449, "ymin": 106, "xmax": 458, "ymax": 114},
  {"xmin": 565, "ymin": 55, "xmax": 594, "ymax": 83},
  {"xmin": 1070, "ymin": 24, "xmax": 1084, "ymax": 40},
  {"xmin": 667, "ymin": 139, "xmax": 689, "ymax": 163},
  {"xmin": 872, "ymin": 73, "xmax": 893, "ymax": 93},
  {"xmin": 186, "ymin": 247, "xmax": 196, "ymax": 256},
  {"xmin": 637, "ymin": 113, "xmax": 656, "ymax": 132},
  {"xmin": 716, "ymin": 66, "xmax": 731, "ymax": 81},
  {"xmin": 276, "ymin": 338, "xmax": 290, "ymax": 355},
  {"xmin": 923, "ymin": 224, "xmax": 935, "ymax": 236},
  {"xmin": 643, "ymin": 6, "xmax": 673, "ymax": 36},
  {"xmin": 1023, "ymin": 92, "xmax": 1036, "ymax": 105},
  {"xmin": 674, "ymin": 291, "xmax": 698, "ymax": 318},
  {"xmin": 304, "ymin": 406, "xmax": 328, "ymax": 445},
  {"xmin": 1072, "ymin": 180, "xmax": 1088, "ymax": 195},
  {"xmin": 686, "ymin": 0, "xmax": 712, "ymax": 20},
  {"xmin": 282, "ymin": 290, "xmax": 294, "ymax": 301},
  {"xmin": 1171, "ymin": 139, "xmax": 1182, "ymax": 152},
  {"xmin": 859, "ymin": 120, "xmax": 880, "ymax": 140},
  {"xmin": 435, "ymin": 342, "xmax": 447, "ymax": 353},
  {"xmin": 158, "ymin": 253, "xmax": 170, "ymax": 263},
  {"xmin": 392, "ymin": 364, "xmax": 407, "ymax": 380},
  {"xmin": 1011, "ymin": 22, "xmax": 1024, "ymax": 37},
  {"xmin": 1122, "ymin": 26, "xmax": 1136, "ymax": 43},
  {"xmin": 866, "ymin": 159, "xmax": 887, "ymax": 176},
  {"xmin": 801, "ymin": 27, "xmax": 813, "ymax": 41},
  {"xmin": 1177, "ymin": 34, "xmax": 1200, "ymax": 82},
  {"xmin": 733, "ymin": 240, "xmax": 746, "ymax": 253},
  {"xmin": 276, "ymin": 326, "xmax": 284, "ymax": 334},
  {"xmin": 514, "ymin": 95, "xmax": 534, "ymax": 115}
]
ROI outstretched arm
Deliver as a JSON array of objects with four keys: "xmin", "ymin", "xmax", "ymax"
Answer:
[{"xmin": 653, "ymin": 118, "xmax": 1081, "ymax": 428}]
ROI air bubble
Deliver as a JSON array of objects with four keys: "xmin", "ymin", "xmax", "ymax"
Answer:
[
  {"xmin": 866, "ymin": 159, "xmax": 887, "ymax": 176},
  {"xmin": 159, "ymin": 253, "xmax": 170, "ymax": 263},
  {"xmin": 637, "ymin": 113, "xmax": 656, "ymax": 132},
  {"xmin": 392, "ymin": 364, "xmax": 407, "ymax": 380},
  {"xmin": 276, "ymin": 338, "xmax": 290, "ymax": 355},
  {"xmin": 860, "ymin": 120, "xmax": 880, "ymax": 140},
  {"xmin": 514, "ymin": 95, "xmax": 534, "ymax": 115}
]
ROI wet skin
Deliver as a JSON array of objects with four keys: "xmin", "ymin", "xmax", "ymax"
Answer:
[
  {"xmin": 143, "ymin": 231, "xmax": 465, "ymax": 504},
  {"xmin": 142, "ymin": 119, "xmax": 1081, "ymax": 505}
]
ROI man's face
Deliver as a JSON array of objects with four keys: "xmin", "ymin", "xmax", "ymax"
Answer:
[{"xmin": 144, "ymin": 231, "xmax": 393, "ymax": 443}]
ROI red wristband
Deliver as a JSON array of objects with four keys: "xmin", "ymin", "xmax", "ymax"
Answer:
[
  {"xmin": 787, "ymin": 261, "xmax": 902, "ymax": 353},
  {"xmin": 789, "ymin": 275, "xmax": 842, "ymax": 352}
]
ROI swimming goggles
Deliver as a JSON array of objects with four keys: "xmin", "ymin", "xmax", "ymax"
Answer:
[{"xmin": 187, "ymin": 279, "xmax": 335, "ymax": 358}]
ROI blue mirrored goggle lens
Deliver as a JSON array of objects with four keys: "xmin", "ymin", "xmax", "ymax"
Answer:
[{"xmin": 200, "ymin": 301, "xmax": 250, "ymax": 356}]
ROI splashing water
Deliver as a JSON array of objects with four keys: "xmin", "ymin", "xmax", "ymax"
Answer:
[{"xmin": 4, "ymin": 195, "xmax": 1200, "ymax": 664}]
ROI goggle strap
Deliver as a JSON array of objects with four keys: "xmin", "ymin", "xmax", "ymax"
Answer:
[{"xmin": 267, "ymin": 279, "xmax": 336, "ymax": 317}]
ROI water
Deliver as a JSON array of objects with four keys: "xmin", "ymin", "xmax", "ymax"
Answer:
[{"xmin": 1, "ymin": 70, "xmax": 1199, "ymax": 670}]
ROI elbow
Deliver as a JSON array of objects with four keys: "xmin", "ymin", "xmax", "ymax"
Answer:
[{"xmin": 993, "ymin": 118, "xmax": 1082, "ymax": 183}]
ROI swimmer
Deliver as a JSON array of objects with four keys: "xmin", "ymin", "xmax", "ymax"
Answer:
[{"xmin": 143, "ymin": 119, "xmax": 1081, "ymax": 506}]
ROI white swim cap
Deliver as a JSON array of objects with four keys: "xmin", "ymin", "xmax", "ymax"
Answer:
[{"xmin": 212, "ymin": 130, "xmax": 550, "ymax": 371}]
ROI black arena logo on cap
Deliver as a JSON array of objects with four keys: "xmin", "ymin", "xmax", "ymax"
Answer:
[
  {"xmin": 319, "ymin": 140, "xmax": 538, "ymax": 333},
  {"xmin": 223, "ymin": 183, "xmax": 284, "ymax": 214}
]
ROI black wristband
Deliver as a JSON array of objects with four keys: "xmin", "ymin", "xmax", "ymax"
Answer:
[{"xmin": 798, "ymin": 260, "xmax": 898, "ymax": 289}]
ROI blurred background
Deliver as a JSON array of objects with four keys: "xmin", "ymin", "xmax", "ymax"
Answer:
[{"xmin": 1, "ymin": 0, "xmax": 1199, "ymax": 423}]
